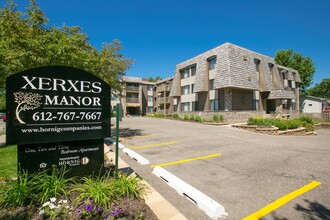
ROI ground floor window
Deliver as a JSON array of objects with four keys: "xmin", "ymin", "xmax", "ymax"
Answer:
[
  {"xmin": 173, "ymin": 105, "xmax": 178, "ymax": 112},
  {"xmin": 181, "ymin": 102, "xmax": 190, "ymax": 112},
  {"xmin": 210, "ymin": 99, "xmax": 219, "ymax": 111},
  {"xmin": 148, "ymin": 107, "xmax": 153, "ymax": 113}
]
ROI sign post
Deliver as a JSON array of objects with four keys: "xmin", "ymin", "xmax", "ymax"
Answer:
[{"xmin": 6, "ymin": 66, "xmax": 111, "ymax": 176}]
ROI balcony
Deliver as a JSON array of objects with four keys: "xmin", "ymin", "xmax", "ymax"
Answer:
[
  {"xmin": 127, "ymin": 98, "xmax": 139, "ymax": 103},
  {"xmin": 157, "ymin": 97, "xmax": 169, "ymax": 104},
  {"xmin": 126, "ymin": 86, "xmax": 139, "ymax": 92},
  {"xmin": 156, "ymin": 84, "xmax": 170, "ymax": 92}
]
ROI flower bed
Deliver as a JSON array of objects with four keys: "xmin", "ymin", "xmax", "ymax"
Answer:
[
  {"xmin": 0, "ymin": 166, "xmax": 157, "ymax": 220},
  {"xmin": 232, "ymin": 124, "xmax": 306, "ymax": 136}
]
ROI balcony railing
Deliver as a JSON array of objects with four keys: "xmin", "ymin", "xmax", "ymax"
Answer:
[
  {"xmin": 126, "ymin": 86, "xmax": 139, "ymax": 92},
  {"xmin": 156, "ymin": 84, "xmax": 170, "ymax": 92},
  {"xmin": 157, "ymin": 97, "xmax": 169, "ymax": 104},
  {"xmin": 127, "ymin": 98, "xmax": 139, "ymax": 103}
]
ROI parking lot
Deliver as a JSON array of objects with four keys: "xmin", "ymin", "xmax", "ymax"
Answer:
[{"xmin": 111, "ymin": 117, "xmax": 330, "ymax": 220}]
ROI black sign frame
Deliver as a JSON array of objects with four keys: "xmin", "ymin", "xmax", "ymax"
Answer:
[{"xmin": 6, "ymin": 66, "xmax": 111, "ymax": 145}]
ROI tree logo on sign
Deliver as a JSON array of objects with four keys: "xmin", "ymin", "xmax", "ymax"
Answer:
[{"xmin": 14, "ymin": 92, "xmax": 43, "ymax": 124}]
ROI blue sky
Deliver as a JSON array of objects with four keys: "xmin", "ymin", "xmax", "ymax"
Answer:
[{"xmin": 8, "ymin": 0, "xmax": 330, "ymax": 87}]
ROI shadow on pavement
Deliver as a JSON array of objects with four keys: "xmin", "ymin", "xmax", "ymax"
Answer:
[{"xmin": 295, "ymin": 199, "xmax": 330, "ymax": 220}]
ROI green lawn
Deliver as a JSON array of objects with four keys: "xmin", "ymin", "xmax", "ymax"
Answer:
[{"xmin": 0, "ymin": 145, "xmax": 17, "ymax": 178}]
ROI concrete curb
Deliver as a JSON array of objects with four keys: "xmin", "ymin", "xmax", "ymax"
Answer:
[{"xmin": 104, "ymin": 144, "xmax": 187, "ymax": 220}]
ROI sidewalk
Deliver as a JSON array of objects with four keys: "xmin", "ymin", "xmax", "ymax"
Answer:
[
  {"xmin": 0, "ymin": 135, "xmax": 5, "ymax": 147},
  {"xmin": 104, "ymin": 144, "xmax": 187, "ymax": 220}
]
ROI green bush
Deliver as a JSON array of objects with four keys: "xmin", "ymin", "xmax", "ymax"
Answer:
[
  {"xmin": 274, "ymin": 120, "xmax": 288, "ymax": 131},
  {"xmin": 298, "ymin": 116, "xmax": 314, "ymax": 124},
  {"xmin": 72, "ymin": 171, "xmax": 115, "ymax": 208},
  {"xmin": 113, "ymin": 173, "xmax": 148, "ymax": 199},
  {"xmin": 35, "ymin": 166, "xmax": 75, "ymax": 204},
  {"xmin": 304, "ymin": 123, "xmax": 315, "ymax": 132},
  {"xmin": 287, "ymin": 120, "xmax": 300, "ymax": 129},
  {"xmin": 219, "ymin": 114, "xmax": 224, "ymax": 122},
  {"xmin": 183, "ymin": 114, "xmax": 189, "ymax": 120},
  {"xmin": 0, "ymin": 169, "xmax": 33, "ymax": 207},
  {"xmin": 194, "ymin": 116, "xmax": 204, "ymax": 122},
  {"xmin": 212, "ymin": 114, "xmax": 219, "ymax": 122},
  {"xmin": 189, "ymin": 114, "xmax": 195, "ymax": 120},
  {"xmin": 172, "ymin": 113, "xmax": 180, "ymax": 119},
  {"xmin": 247, "ymin": 117, "xmax": 264, "ymax": 126}
]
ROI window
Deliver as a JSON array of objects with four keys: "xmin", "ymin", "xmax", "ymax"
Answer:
[
  {"xmin": 148, "ymin": 96, "xmax": 153, "ymax": 102},
  {"xmin": 181, "ymin": 85, "xmax": 190, "ymax": 95},
  {"xmin": 192, "ymin": 101, "xmax": 198, "ymax": 111},
  {"xmin": 288, "ymin": 80, "xmax": 292, "ymax": 88},
  {"xmin": 282, "ymin": 72, "xmax": 287, "ymax": 80},
  {"xmin": 147, "ymin": 85, "xmax": 153, "ymax": 91},
  {"xmin": 173, "ymin": 105, "xmax": 178, "ymax": 112},
  {"xmin": 191, "ymin": 84, "xmax": 195, "ymax": 93},
  {"xmin": 309, "ymin": 104, "xmax": 312, "ymax": 106},
  {"xmin": 254, "ymin": 60, "xmax": 260, "ymax": 82},
  {"xmin": 148, "ymin": 107, "xmax": 153, "ymax": 113},
  {"xmin": 208, "ymin": 57, "xmax": 217, "ymax": 70},
  {"xmin": 191, "ymin": 66, "xmax": 196, "ymax": 76},
  {"xmin": 210, "ymin": 99, "xmax": 219, "ymax": 111},
  {"xmin": 180, "ymin": 68, "xmax": 190, "ymax": 79},
  {"xmin": 209, "ymin": 79, "xmax": 214, "ymax": 90},
  {"xmin": 181, "ymin": 102, "xmax": 190, "ymax": 111}
]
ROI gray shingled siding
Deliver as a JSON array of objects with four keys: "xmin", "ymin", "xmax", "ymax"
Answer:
[
  {"xmin": 169, "ymin": 42, "xmax": 301, "ymax": 106},
  {"xmin": 268, "ymin": 90, "xmax": 296, "ymax": 99}
]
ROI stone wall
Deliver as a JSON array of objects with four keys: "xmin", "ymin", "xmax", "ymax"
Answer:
[{"xmin": 176, "ymin": 110, "xmax": 266, "ymax": 123}]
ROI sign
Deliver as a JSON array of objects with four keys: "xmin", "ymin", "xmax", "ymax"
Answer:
[
  {"xmin": 18, "ymin": 139, "xmax": 104, "ymax": 176},
  {"xmin": 6, "ymin": 66, "xmax": 111, "ymax": 145}
]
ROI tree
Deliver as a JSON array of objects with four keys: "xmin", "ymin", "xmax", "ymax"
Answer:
[
  {"xmin": 14, "ymin": 92, "xmax": 43, "ymax": 124},
  {"xmin": 0, "ymin": 0, "xmax": 133, "ymax": 95},
  {"xmin": 148, "ymin": 76, "xmax": 162, "ymax": 82},
  {"xmin": 306, "ymin": 78, "xmax": 330, "ymax": 99},
  {"xmin": 274, "ymin": 49, "xmax": 315, "ymax": 91}
]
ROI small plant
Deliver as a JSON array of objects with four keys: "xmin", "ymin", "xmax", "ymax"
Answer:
[
  {"xmin": 75, "ymin": 197, "xmax": 103, "ymax": 218},
  {"xmin": 104, "ymin": 205, "xmax": 123, "ymax": 219},
  {"xmin": 0, "ymin": 168, "xmax": 33, "ymax": 207},
  {"xmin": 194, "ymin": 115, "xmax": 203, "ymax": 122},
  {"xmin": 183, "ymin": 114, "xmax": 189, "ymax": 120},
  {"xmin": 39, "ymin": 197, "xmax": 72, "ymax": 218},
  {"xmin": 172, "ymin": 113, "xmax": 180, "ymax": 119},
  {"xmin": 298, "ymin": 116, "xmax": 314, "ymax": 124},
  {"xmin": 72, "ymin": 171, "xmax": 115, "ymax": 208},
  {"xmin": 287, "ymin": 120, "xmax": 300, "ymax": 129},
  {"xmin": 189, "ymin": 114, "xmax": 195, "ymax": 120},
  {"xmin": 304, "ymin": 123, "xmax": 315, "ymax": 132},
  {"xmin": 212, "ymin": 114, "xmax": 219, "ymax": 122},
  {"xmin": 274, "ymin": 120, "xmax": 288, "ymax": 131},
  {"xmin": 247, "ymin": 117, "xmax": 264, "ymax": 126},
  {"xmin": 219, "ymin": 114, "xmax": 224, "ymax": 122},
  {"xmin": 35, "ymin": 166, "xmax": 75, "ymax": 205},
  {"xmin": 113, "ymin": 173, "xmax": 148, "ymax": 199}
]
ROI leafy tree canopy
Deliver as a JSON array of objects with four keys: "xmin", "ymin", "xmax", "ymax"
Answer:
[
  {"xmin": 0, "ymin": 0, "xmax": 133, "ymax": 94},
  {"xmin": 306, "ymin": 78, "xmax": 330, "ymax": 99},
  {"xmin": 274, "ymin": 49, "xmax": 315, "ymax": 91},
  {"xmin": 148, "ymin": 76, "xmax": 162, "ymax": 82}
]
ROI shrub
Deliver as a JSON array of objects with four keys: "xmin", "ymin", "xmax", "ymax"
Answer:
[
  {"xmin": 304, "ymin": 123, "xmax": 315, "ymax": 132},
  {"xmin": 172, "ymin": 113, "xmax": 180, "ymax": 119},
  {"xmin": 247, "ymin": 117, "xmax": 264, "ymax": 126},
  {"xmin": 194, "ymin": 116, "xmax": 204, "ymax": 122},
  {"xmin": 298, "ymin": 116, "xmax": 314, "ymax": 124},
  {"xmin": 212, "ymin": 114, "xmax": 219, "ymax": 122},
  {"xmin": 0, "ymin": 169, "xmax": 33, "ymax": 207},
  {"xmin": 274, "ymin": 120, "xmax": 288, "ymax": 131},
  {"xmin": 35, "ymin": 166, "xmax": 75, "ymax": 205},
  {"xmin": 287, "ymin": 120, "xmax": 300, "ymax": 129},
  {"xmin": 72, "ymin": 171, "xmax": 115, "ymax": 208},
  {"xmin": 113, "ymin": 173, "xmax": 148, "ymax": 199},
  {"xmin": 219, "ymin": 114, "xmax": 224, "ymax": 122},
  {"xmin": 183, "ymin": 114, "xmax": 189, "ymax": 120},
  {"xmin": 189, "ymin": 114, "xmax": 195, "ymax": 120}
]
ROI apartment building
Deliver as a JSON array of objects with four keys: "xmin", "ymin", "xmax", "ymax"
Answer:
[
  {"xmin": 110, "ymin": 76, "xmax": 173, "ymax": 116},
  {"xmin": 153, "ymin": 77, "xmax": 173, "ymax": 114},
  {"xmin": 169, "ymin": 42, "xmax": 301, "ymax": 115}
]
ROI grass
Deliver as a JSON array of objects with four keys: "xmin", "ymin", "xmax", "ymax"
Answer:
[{"xmin": 0, "ymin": 145, "xmax": 17, "ymax": 178}]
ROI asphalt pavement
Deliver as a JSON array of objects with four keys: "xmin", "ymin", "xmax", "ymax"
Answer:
[{"xmin": 110, "ymin": 117, "xmax": 330, "ymax": 220}]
